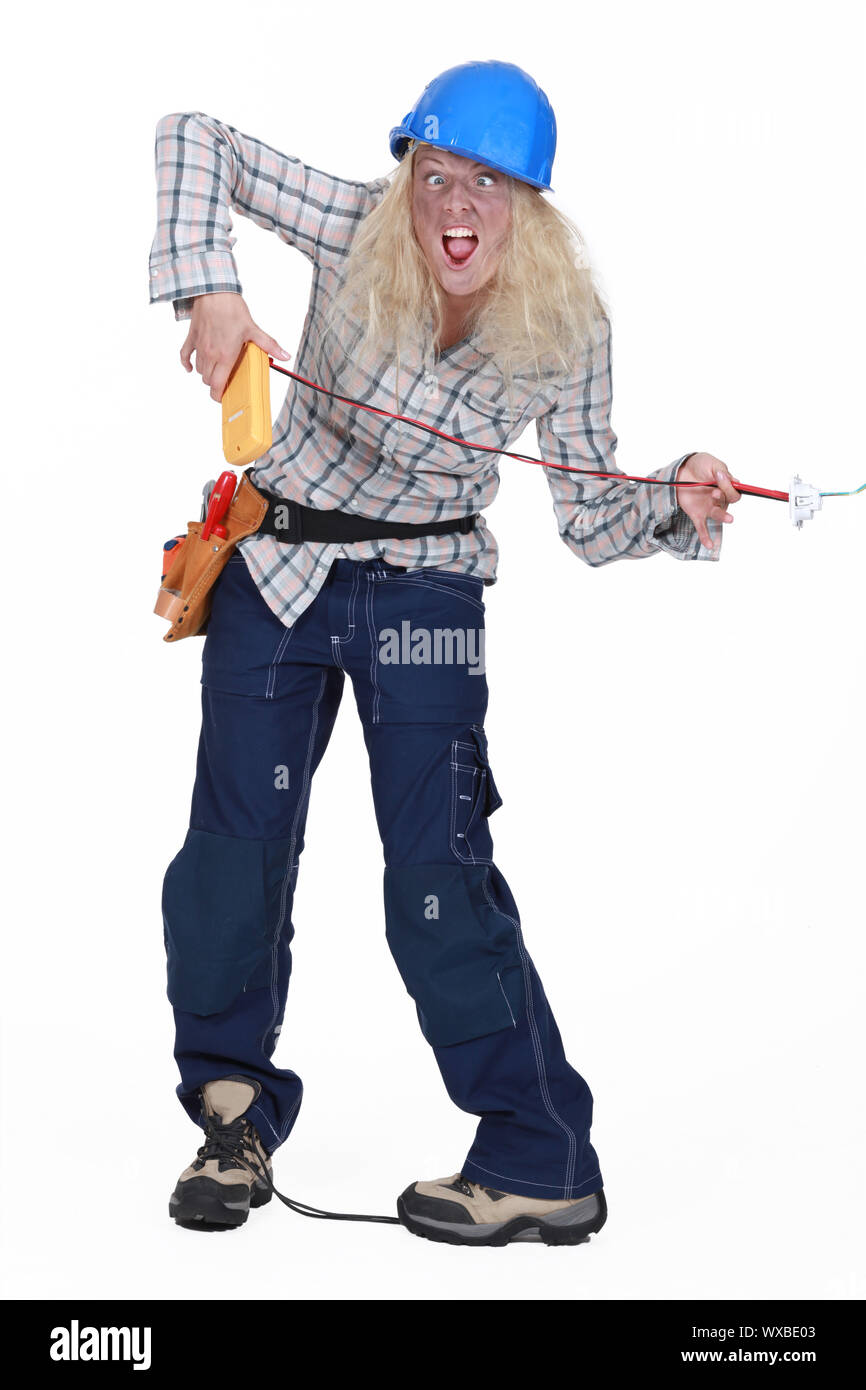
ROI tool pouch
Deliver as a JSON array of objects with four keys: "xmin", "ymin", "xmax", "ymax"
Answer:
[{"xmin": 154, "ymin": 473, "xmax": 268, "ymax": 642}]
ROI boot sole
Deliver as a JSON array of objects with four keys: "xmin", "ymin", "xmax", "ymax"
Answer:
[
  {"xmin": 397, "ymin": 1189, "xmax": 607, "ymax": 1247},
  {"xmin": 169, "ymin": 1175, "xmax": 272, "ymax": 1231}
]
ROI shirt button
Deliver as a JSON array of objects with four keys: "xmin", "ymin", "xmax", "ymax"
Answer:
[
  {"xmin": 350, "ymin": 499, "xmax": 359, "ymax": 508},
  {"xmin": 316, "ymin": 565, "xmax": 324, "ymax": 574}
]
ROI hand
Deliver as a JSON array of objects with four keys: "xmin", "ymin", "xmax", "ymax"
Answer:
[
  {"xmin": 179, "ymin": 292, "xmax": 292, "ymax": 402},
  {"xmin": 675, "ymin": 452, "xmax": 743, "ymax": 552}
]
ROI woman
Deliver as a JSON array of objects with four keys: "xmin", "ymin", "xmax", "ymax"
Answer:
[{"xmin": 149, "ymin": 60, "xmax": 741, "ymax": 1246}]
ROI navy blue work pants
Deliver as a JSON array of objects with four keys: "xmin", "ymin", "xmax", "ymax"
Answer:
[{"xmin": 163, "ymin": 554, "xmax": 603, "ymax": 1201}]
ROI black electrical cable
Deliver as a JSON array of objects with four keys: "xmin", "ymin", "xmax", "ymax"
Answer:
[
  {"xmin": 268, "ymin": 359, "xmax": 785, "ymax": 501},
  {"xmin": 200, "ymin": 357, "xmax": 779, "ymax": 1233},
  {"xmin": 258, "ymin": 1163, "xmax": 400, "ymax": 1225}
]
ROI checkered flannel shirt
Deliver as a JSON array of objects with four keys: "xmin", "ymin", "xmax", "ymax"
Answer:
[{"xmin": 148, "ymin": 111, "xmax": 717, "ymax": 628}]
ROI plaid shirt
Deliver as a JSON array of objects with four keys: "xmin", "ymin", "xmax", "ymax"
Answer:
[{"xmin": 148, "ymin": 111, "xmax": 717, "ymax": 629}]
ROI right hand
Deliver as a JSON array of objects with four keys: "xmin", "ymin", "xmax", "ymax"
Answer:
[
  {"xmin": 179, "ymin": 292, "xmax": 291, "ymax": 402},
  {"xmin": 675, "ymin": 452, "xmax": 742, "ymax": 552}
]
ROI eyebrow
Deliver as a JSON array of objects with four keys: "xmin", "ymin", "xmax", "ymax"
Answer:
[{"xmin": 416, "ymin": 155, "xmax": 494, "ymax": 173}]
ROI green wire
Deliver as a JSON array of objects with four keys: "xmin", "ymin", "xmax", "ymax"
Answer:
[{"xmin": 819, "ymin": 481, "xmax": 866, "ymax": 497}]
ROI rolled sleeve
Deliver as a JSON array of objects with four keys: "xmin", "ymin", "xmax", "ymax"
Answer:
[
  {"xmin": 644, "ymin": 454, "xmax": 723, "ymax": 561},
  {"xmin": 150, "ymin": 259, "xmax": 243, "ymax": 322},
  {"xmin": 148, "ymin": 111, "xmax": 390, "ymax": 313}
]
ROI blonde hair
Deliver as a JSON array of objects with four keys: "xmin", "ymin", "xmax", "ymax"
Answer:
[{"xmin": 321, "ymin": 141, "xmax": 610, "ymax": 414}]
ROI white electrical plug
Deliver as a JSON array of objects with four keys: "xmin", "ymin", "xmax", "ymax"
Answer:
[{"xmin": 789, "ymin": 475, "xmax": 822, "ymax": 528}]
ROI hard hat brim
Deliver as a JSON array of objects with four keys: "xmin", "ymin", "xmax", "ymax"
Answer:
[{"xmin": 388, "ymin": 124, "xmax": 554, "ymax": 193}]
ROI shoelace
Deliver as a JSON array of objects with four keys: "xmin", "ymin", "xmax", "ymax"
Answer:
[{"xmin": 198, "ymin": 1112, "xmax": 400, "ymax": 1225}]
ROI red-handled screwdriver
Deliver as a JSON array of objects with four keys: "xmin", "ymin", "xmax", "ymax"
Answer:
[{"xmin": 200, "ymin": 470, "xmax": 237, "ymax": 541}]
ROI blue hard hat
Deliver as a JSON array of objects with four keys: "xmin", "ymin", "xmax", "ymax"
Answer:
[{"xmin": 389, "ymin": 60, "xmax": 557, "ymax": 193}]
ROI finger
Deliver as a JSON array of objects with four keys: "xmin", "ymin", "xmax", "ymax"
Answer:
[
  {"xmin": 715, "ymin": 468, "xmax": 741, "ymax": 504},
  {"xmin": 198, "ymin": 355, "xmax": 218, "ymax": 387},
  {"xmin": 180, "ymin": 337, "xmax": 193, "ymax": 372},
  {"xmin": 251, "ymin": 330, "xmax": 291, "ymax": 361},
  {"xmin": 210, "ymin": 363, "xmax": 232, "ymax": 402}
]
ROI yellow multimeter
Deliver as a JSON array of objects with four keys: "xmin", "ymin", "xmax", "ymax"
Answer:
[{"xmin": 221, "ymin": 341, "xmax": 273, "ymax": 466}]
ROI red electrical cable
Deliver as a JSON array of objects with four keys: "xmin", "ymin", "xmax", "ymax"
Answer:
[{"xmin": 268, "ymin": 359, "xmax": 788, "ymax": 502}]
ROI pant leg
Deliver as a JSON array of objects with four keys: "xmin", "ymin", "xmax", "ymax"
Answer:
[
  {"xmin": 344, "ymin": 562, "xmax": 604, "ymax": 1202},
  {"xmin": 163, "ymin": 553, "xmax": 342, "ymax": 1153}
]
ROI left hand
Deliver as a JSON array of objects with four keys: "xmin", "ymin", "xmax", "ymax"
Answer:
[{"xmin": 675, "ymin": 453, "xmax": 743, "ymax": 552}]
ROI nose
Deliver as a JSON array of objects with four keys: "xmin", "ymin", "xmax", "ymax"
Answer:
[{"xmin": 444, "ymin": 181, "xmax": 473, "ymax": 215}]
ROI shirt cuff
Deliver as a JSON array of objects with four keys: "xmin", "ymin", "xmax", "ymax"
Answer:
[
  {"xmin": 148, "ymin": 249, "xmax": 242, "ymax": 321},
  {"xmin": 647, "ymin": 453, "xmax": 722, "ymax": 562}
]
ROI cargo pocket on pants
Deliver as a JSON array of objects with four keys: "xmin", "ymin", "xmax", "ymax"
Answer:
[
  {"xmin": 450, "ymin": 725, "xmax": 502, "ymax": 864},
  {"xmin": 162, "ymin": 828, "xmax": 293, "ymax": 1016},
  {"xmin": 383, "ymin": 862, "xmax": 524, "ymax": 1047}
]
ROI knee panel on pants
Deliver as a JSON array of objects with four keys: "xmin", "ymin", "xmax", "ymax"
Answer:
[
  {"xmin": 384, "ymin": 862, "xmax": 525, "ymax": 1047},
  {"xmin": 162, "ymin": 829, "xmax": 294, "ymax": 1016}
]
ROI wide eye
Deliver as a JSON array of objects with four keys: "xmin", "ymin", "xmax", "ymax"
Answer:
[
  {"xmin": 424, "ymin": 173, "xmax": 446, "ymax": 186},
  {"xmin": 476, "ymin": 174, "xmax": 495, "ymax": 187}
]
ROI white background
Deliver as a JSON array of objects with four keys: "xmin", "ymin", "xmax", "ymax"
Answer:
[{"xmin": 3, "ymin": 0, "xmax": 864, "ymax": 1302}]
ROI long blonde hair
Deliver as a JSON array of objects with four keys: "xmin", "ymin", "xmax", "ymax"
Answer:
[{"xmin": 321, "ymin": 140, "xmax": 610, "ymax": 412}]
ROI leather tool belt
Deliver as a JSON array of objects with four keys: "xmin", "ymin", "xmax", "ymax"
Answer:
[{"xmin": 155, "ymin": 471, "xmax": 479, "ymax": 643}]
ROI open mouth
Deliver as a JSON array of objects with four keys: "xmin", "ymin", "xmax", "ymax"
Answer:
[{"xmin": 442, "ymin": 229, "xmax": 479, "ymax": 269}]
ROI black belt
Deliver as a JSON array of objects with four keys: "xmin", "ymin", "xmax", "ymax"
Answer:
[{"xmin": 246, "ymin": 472, "xmax": 478, "ymax": 544}]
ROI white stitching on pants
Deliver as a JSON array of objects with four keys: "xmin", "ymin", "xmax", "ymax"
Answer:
[
  {"xmin": 461, "ymin": 1160, "xmax": 602, "ymax": 1195},
  {"xmin": 330, "ymin": 564, "xmax": 360, "ymax": 642},
  {"xmin": 481, "ymin": 868, "xmax": 578, "ymax": 1199},
  {"xmin": 450, "ymin": 755, "xmax": 480, "ymax": 863},
  {"xmin": 450, "ymin": 744, "xmax": 492, "ymax": 865},
  {"xmin": 496, "ymin": 971, "xmax": 517, "ymax": 1027},
  {"xmin": 248, "ymin": 1101, "xmax": 282, "ymax": 1148},
  {"xmin": 364, "ymin": 573, "xmax": 381, "ymax": 724},
  {"xmin": 277, "ymin": 1088, "xmax": 303, "ymax": 1145},
  {"xmin": 266, "ymin": 623, "xmax": 295, "ymax": 700},
  {"xmin": 378, "ymin": 575, "xmax": 485, "ymax": 612},
  {"xmin": 263, "ymin": 857, "xmax": 299, "ymax": 1053},
  {"xmin": 263, "ymin": 671, "xmax": 327, "ymax": 1051},
  {"xmin": 395, "ymin": 567, "xmax": 483, "ymax": 587}
]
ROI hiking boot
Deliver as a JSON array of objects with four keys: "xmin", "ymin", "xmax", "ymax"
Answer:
[
  {"xmin": 169, "ymin": 1075, "xmax": 274, "ymax": 1230},
  {"xmin": 397, "ymin": 1173, "xmax": 607, "ymax": 1246}
]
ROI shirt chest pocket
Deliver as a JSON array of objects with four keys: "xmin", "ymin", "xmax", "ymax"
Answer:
[{"xmin": 456, "ymin": 389, "xmax": 530, "ymax": 458}]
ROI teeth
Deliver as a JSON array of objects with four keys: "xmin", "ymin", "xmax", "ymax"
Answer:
[{"xmin": 443, "ymin": 229, "xmax": 476, "ymax": 238}]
